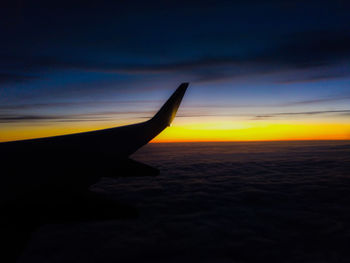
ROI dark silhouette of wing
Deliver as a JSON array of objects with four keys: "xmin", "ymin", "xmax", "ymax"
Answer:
[
  {"xmin": 1, "ymin": 82, "xmax": 188, "ymax": 158},
  {"xmin": 0, "ymin": 83, "xmax": 188, "ymax": 262},
  {"xmin": 1, "ymin": 82, "xmax": 188, "ymax": 199}
]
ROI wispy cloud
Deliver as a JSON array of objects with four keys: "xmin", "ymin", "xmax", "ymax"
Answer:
[
  {"xmin": 253, "ymin": 110, "xmax": 350, "ymax": 120},
  {"xmin": 277, "ymin": 71, "xmax": 350, "ymax": 84},
  {"xmin": 278, "ymin": 95, "xmax": 350, "ymax": 106},
  {"xmin": 0, "ymin": 73, "xmax": 38, "ymax": 84},
  {"xmin": 0, "ymin": 100, "xmax": 161, "ymax": 110},
  {"xmin": 1, "ymin": 30, "xmax": 350, "ymax": 86},
  {"xmin": 0, "ymin": 110, "xmax": 156, "ymax": 123}
]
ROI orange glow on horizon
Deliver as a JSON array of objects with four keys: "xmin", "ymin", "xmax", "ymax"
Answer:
[
  {"xmin": 151, "ymin": 121, "xmax": 350, "ymax": 142},
  {"xmin": 1, "ymin": 120, "xmax": 349, "ymax": 143}
]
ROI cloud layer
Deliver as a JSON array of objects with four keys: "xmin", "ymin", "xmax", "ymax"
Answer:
[{"xmin": 19, "ymin": 141, "xmax": 350, "ymax": 262}]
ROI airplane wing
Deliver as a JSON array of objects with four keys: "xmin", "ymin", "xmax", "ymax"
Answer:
[
  {"xmin": 0, "ymin": 83, "xmax": 188, "ymax": 198},
  {"xmin": 1, "ymin": 82, "xmax": 188, "ymax": 157},
  {"xmin": 0, "ymin": 83, "xmax": 188, "ymax": 262}
]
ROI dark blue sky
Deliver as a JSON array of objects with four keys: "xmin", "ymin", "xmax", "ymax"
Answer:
[{"xmin": 1, "ymin": 0, "xmax": 350, "ymax": 141}]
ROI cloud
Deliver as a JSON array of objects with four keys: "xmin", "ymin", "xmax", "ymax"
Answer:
[
  {"xmin": 175, "ymin": 109, "xmax": 350, "ymax": 119},
  {"xmin": 0, "ymin": 73, "xmax": 38, "ymax": 84},
  {"xmin": 253, "ymin": 110, "xmax": 350, "ymax": 120},
  {"xmin": 277, "ymin": 71, "xmax": 350, "ymax": 84},
  {"xmin": 0, "ymin": 114, "xmax": 64, "ymax": 122},
  {"xmin": 0, "ymin": 100, "xmax": 160, "ymax": 110},
  {"xmin": 0, "ymin": 110, "xmax": 157, "ymax": 123},
  {"xmin": 279, "ymin": 96, "xmax": 350, "ymax": 106},
  {"xmin": 24, "ymin": 141, "xmax": 348, "ymax": 263},
  {"xmin": 1, "ymin": 29, "xmax": 350, "ymax": 86}
]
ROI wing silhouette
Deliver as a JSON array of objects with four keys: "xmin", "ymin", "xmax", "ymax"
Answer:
[
  {"xmin": 1, "ymin": 83, "xmax": 188, "ymax": 199},
  {"xmin": 0, "ymin": 83, "xmax": 188, "ymax": 262},
  {"xmin": 1, "ymin": 82, "xmax": 188, "ymax": 158}
]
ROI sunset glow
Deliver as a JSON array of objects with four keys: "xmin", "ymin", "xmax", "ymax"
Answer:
[
  {"xmin": 1, "ymin": 119, "xmax": 349, "ymax": 143},
  {"xmin": 1, "ymin": 1, "xmax": 349, "ymax": 143},
  {"xmin": 152, "ymin": 122, "xmax": 350, "ymax": 142}
]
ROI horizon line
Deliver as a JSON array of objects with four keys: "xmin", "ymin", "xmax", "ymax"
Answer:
[{"xmin": 150, "ymin": 139, "xmax": 350, "ymax": 143}]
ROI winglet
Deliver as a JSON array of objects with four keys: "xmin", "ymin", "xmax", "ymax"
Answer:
[{"xmin": 150, "ymin": 83, "xmax": 188, "ymax": 127}]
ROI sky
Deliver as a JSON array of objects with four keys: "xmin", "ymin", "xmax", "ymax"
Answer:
[{"xmin": 1, "ymin": 0, "xmax": 350, "ymax": 142}]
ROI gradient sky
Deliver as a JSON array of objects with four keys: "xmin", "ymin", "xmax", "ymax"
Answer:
[{"xmin": 1, "ymin": 0, "xmax": 350, "ymax": 142}]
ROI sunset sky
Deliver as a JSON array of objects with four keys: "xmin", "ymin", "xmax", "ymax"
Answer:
[{"xmin": 1, "ymin": 0, "xmax": 350, "ymax": 142}]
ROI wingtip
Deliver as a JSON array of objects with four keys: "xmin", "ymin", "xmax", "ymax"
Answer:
[
  {"xmin": 177, "ymin": 82, "xmax": 189, "ymax": 93},
  {"xmin": 150, "ymin": 82, "xmax": 189, "ymax": 127},
  {"xmin": 180, "ymin": 82, "xmax": 189, "ymax": 88}
]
